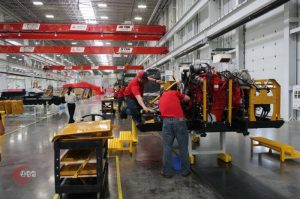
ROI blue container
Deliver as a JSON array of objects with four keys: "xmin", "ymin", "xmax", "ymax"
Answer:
[{"xmin": 172, "ymin": 154, "xmax": 182, "ymax": 171}]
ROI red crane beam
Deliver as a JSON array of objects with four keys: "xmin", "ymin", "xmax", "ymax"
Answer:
[
  {"xmin": 0, "ymin": 46, "xmax": 169, "ymax": 55},
  {"xmin": 44, "ymin": 65, "xmax": 144, "ymax": 71},
  {"xmin": 0, "ymin": 23, "xmax": 166, "ymax": 35},
  {"xmin": 0, "ymin": 33, "xmax": 162, "ymax": 41}
]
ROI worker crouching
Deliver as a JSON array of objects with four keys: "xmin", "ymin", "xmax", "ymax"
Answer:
[
  {"xmin": 124, "ymin": 71, "xmax": 162, "ymax": 125},
  {"xmin": 158, "ymin": 83, "xmax": 191, "ymax": 178}
]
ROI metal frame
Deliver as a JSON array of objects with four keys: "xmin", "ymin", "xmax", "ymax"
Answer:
[{"xmin": 54, "ymin": 140, "xmax": 108, "ymax": 199}]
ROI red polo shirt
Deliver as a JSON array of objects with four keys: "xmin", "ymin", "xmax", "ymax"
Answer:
[
  {"xmin": 124, "ymin": 77, "xmax": 144, "ymax": 99},
  {"xmin": 158, "ymin": 90, "xmax": 186, "ymax": 118},
  {"xmin": 118, "ymin": 86, "xmax": 126, "ymax": 98}
]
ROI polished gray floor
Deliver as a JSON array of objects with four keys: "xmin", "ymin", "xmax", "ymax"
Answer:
[{"xmin": 0, "ymin": 99, "xmax": 300, "ymax": 199}]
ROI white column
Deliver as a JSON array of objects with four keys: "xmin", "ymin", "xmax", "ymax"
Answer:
[{"xmin": 283, "ymin": 0, "xmax": 297, "ymax": 120}]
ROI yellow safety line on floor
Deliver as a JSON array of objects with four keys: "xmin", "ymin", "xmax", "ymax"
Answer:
[
  {"xmin": 52, "ymin": 194, "xmax": 59, "ymax": 199},
  {"xmin": 116, "ymin": 156, "xmax": 123, "ymax": 199}
]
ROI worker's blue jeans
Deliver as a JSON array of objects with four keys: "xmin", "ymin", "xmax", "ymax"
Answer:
[
  {"xmin": 162, "ymin": 118, "xmax": 190, "ymax": 176},
  {"xmin": 125, "ymin": 97, "xmax": 142, "ymax": 124},
  {"xmin": 118, "ymin": 97, "xmax": 124, "ymax": 112}
]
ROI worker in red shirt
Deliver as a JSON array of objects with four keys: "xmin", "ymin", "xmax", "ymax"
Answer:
[
  {"xmin": 117, "ymin": 83, "xmax": 127, "ymax": 112},
  {"xmin": 124, "ymin": 71, "xmax": 162, "ymax": 125},
  {"xmin": 158, "ymin": 83, "xmax": 191, "ymax": 178}
]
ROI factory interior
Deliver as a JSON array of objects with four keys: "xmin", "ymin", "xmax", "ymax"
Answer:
[{"xmin": 0, "ymin": 0, "xmax": 300, "ymax": 199}]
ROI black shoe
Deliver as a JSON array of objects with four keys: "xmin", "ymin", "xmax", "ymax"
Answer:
[
  {"xmin": 182, "ymin": 171, "xmax": 191, "ymax": 177},
  {"xmin": 160, "ymin": 171, "xmax": 173, "ymax": 178}
]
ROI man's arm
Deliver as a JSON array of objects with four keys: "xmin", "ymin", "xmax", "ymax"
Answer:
[
  {"xmin": 147, "ymin": 77, "xmax": 163, "ymax": 84},
  {"xmin": 135, "ymin": 95, "xmax": 152, "ymax": 112},
  {"xmin": 183, "ymin": 95, "xmax": 190, "ymax": 102}
]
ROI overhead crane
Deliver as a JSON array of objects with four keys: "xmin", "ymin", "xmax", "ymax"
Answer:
[
  {"xmin": 43, "ymin": 65, "xmax": 144, "ymax": 71},
  {"xmin": 0, "ymin": 45, "xmax": 169, "ymax": 55},
  {"xmin": 0, "ymin": 23, "xmax": 166, "ymax": 41}
]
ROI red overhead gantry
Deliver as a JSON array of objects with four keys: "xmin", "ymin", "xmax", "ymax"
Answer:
[
  {"xmin": 0, "ymin": 23, "xmax": 166, "ymax": 41},
  {"xmin": 0, "ymin": 46, "xmax": 169, "ymax": 54},
  {"xmin": 44, "ymin": 65, "xmax": 144, "ymax": 71},
  {"xmin": 0, "ymin": 33, "xmax": 162, "ymax": 41}
]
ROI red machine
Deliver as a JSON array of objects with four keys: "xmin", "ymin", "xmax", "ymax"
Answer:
[{"xmin": 184, "ymin": 64, "xmax": 243, "ymax": 122}]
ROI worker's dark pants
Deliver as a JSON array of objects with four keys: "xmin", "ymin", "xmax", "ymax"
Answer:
[
  {"xmin": 67, "ymin": 103, "xmax": 76, "ymax": 123},
  {"xmin": 118, "ymin": 97, "xmax": 124, "ymax": 112},
  {"xmin": 162, "ymin": 118, "xmax": 190, "ymax": 176},
  {"xmin": 125, "ymin": 97, "xmax": 142, "ymax": 124}
]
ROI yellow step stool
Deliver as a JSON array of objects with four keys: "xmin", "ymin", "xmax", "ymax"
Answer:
[{"xmin": 119, "ymin": 131, "xmax": 133, "ymax": 153}]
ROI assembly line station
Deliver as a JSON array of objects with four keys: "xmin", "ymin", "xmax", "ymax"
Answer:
[{"xmin": 0, "ymin": 0, "xmax": 300, "ymax": 199}]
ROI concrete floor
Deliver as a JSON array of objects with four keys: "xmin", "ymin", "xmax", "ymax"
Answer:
[{"xmin": 0, "ymin": 98, "xmax": 300, "ymax": 199}]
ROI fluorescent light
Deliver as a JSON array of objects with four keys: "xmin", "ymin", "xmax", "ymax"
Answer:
[
  {"xmin": 12, "ymin": 57, "xmax": 16, "ymax": 59},
  {"xmin": 18, "ymin": 58, "xmax": 22, "ymax": 61},
  {"xmin": 33, "ymin": 1, "xmax": 43, "ymax": 6},
  {"xmin": 138, "ymin": 4, "xmax": 147, "ymax": 9},
  {"xmin": 6, "ymin": 55, "xmax": 9, "ymax": 56},
  {"xmin": 128, "ymin": 42, "xmax": 133, "ymax": 46},
  {"xmin": 134, "ymin": 16, "xmax": 142, "ymax": 21},
  {"xmin": 79, "ymin": 0, "xmax": 97, "ymax": 24},
  {"xmin": 98, "ymin": 3, "xmax": 107, "ymax": 7},
  {"xmin": 100, "ymin": 16, "xmax": 108, "ymax": 19},
  {"xmin": 105, "ymin": 42, "xmax": 111, "ymax": 45},
  {"xmin": 84, "ymin": 55, "xmax": 88, "ymax": 57},
  {"xmin": 45, "ymin": 14, "xmax": 54, "ymax": 18},
  {"xmin": 71, "ymin": 42, "xmax": 77, "ymax": 45},
  {"xmin": 56, "ymin": 54, "xmax": 60, "ymax": 57}
]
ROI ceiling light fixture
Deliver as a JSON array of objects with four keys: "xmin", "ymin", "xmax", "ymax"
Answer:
[
  {"xmin": 105, "ymin": 42, "xmax": 111, "ymax": 45},
  {"xmin": 71, "ymin": 42, "xmax": 77, "ymax": 45},
  {"xmin": 98, "ymin": 3, "xmax": 107, "ymax": 7},
  {"xmin": 79, "ymin": 0, "xmax": 97, "ymax": 24},
  {"xmin": 128, "ymin": 42, "xmax": 133, "ymax": 46},
  {"xmin": 138, "ymin": 4, "xmax": 147, "ymax": 9},
  {"xmin": 45, "ymin": 14, "xmax": 54, "ymax": 18},
  {"xmin": 33, "ymin": 1, "xmax": 43, "ymax": 6},
  {"xmin": 134, "ymin": 16, "xmax": 142, "ymax": 21},
  {"xmin": 100, "ymin": 16, "xmax": 108, "ymax": 19}
]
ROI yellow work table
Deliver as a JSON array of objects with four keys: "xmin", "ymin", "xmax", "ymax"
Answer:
[{"xmin": 52, "ymin": 120, "xmax": 112, "ymax": 142}]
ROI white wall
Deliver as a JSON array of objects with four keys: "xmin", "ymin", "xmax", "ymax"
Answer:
[{"xmin": 245, "ymin": 7, "xmax": 289, "ymax": 120}]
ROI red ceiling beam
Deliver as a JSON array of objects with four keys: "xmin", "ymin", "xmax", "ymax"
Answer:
[
  {"xmin": 44, "ymin": 65, "xmax": 144, "ymax": 71},
  {"xmin": 0, "ymin": 23, "xmax": 166, "ymax": 35},
  {"xmin": 0, "ymin": 33, "xmax": 162, "ymax": 41},
  {"xmin": 0, "ymin": 46, "xmax": 169, "ymax": 55}
]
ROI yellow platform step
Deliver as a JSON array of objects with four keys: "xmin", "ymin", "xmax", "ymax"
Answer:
[
  {"xmin": 119, "ymin": 131, "xmax": 133, "ymax": 153},
  {"xmin": 250, "ymin": 136, "xmax": 300, "ymax": 162},
  {"xmin": 108, "ymin": 138, "xmax": 121, "ymax": 150},
  {"xmin": 119, "ymin": 131, "xmax": 132, "ymax": 141}
]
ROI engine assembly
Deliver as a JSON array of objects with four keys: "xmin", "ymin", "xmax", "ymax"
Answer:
[{"xmin": 138, "ymin": 63, "xmax": 284, "ymax": 135}]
